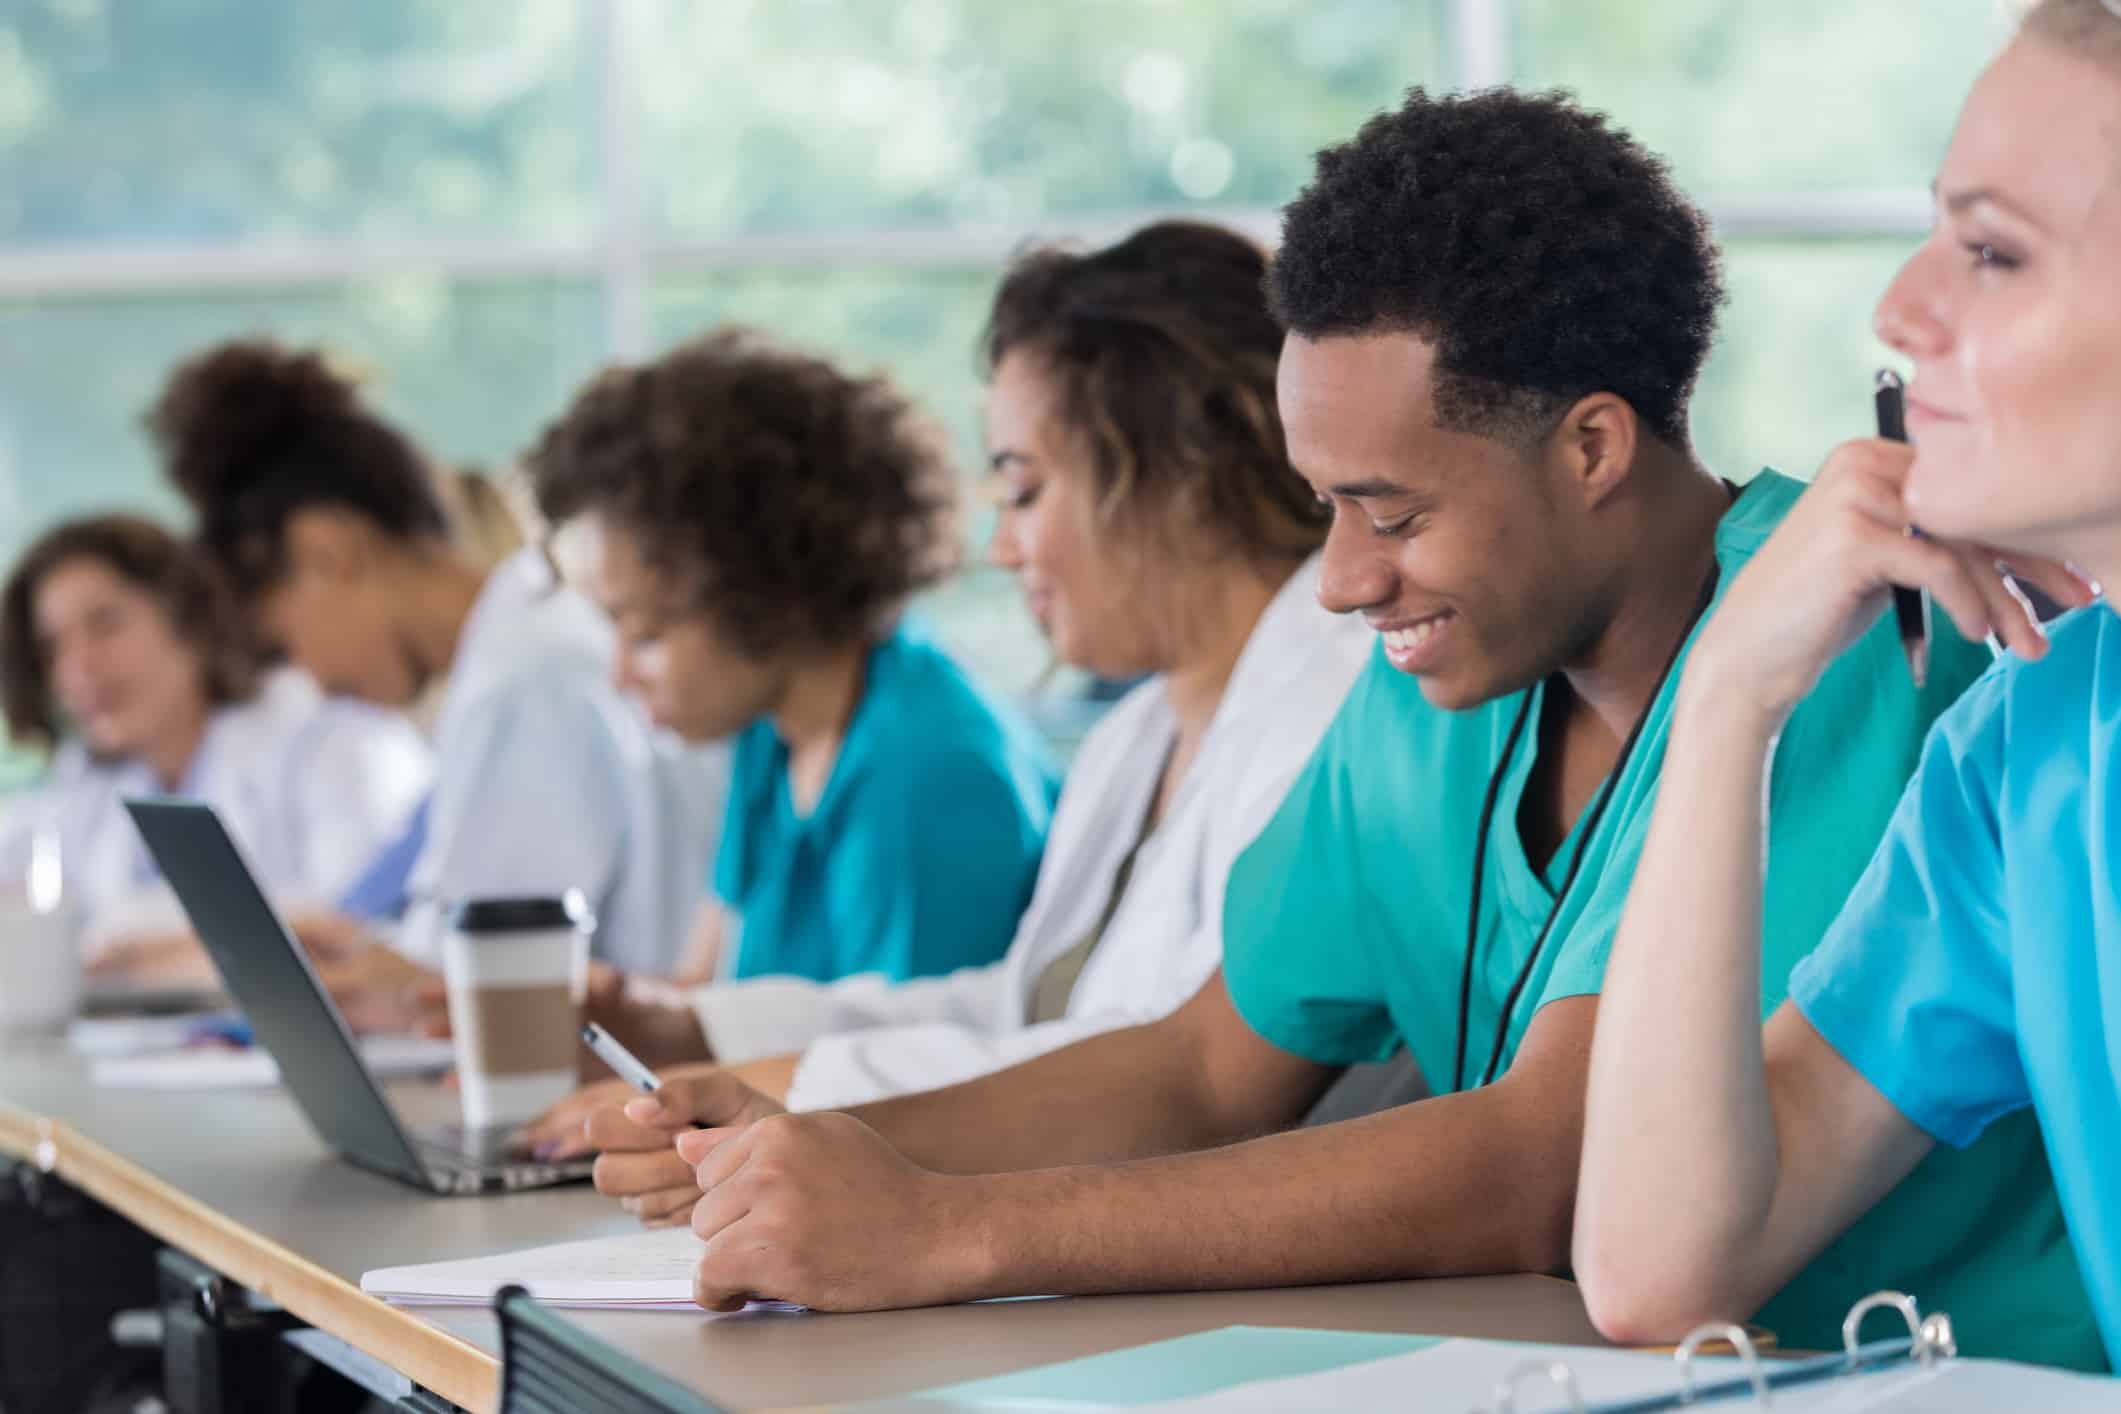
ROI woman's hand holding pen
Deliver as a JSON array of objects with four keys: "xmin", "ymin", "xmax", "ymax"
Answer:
[{"xmin": 1684, "ymin": 439, "xmax": 2098, "ymax": 735}]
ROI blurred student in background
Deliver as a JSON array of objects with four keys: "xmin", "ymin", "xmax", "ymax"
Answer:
[
  {"xmin": 327, "ymin": 461, "xmax": 538, "ymax": 927},
  {"xmin": 0, "ymin": 514, "xmax": 429, "ymax": 975},
  {"xmin": 145, "ymin": 341, "xmax": 722, "ymax": 991},
  {"xmin": 530, "ymin": 223, "xmax": 1369, "ymax": 1177},
  {"xmin": 520, "ymin": 326, "xmax": 1059, "ymax": 1067}
]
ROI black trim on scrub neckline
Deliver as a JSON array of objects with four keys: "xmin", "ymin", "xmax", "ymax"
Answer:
[{"xmin": 1448, "ymin": 562, "xmax": 1722, "ymax": 1093}]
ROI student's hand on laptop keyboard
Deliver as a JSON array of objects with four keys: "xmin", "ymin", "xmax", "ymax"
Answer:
[
  {"xmin": 83, "ymin": 928, "xmax": 217, "ymax": 986},
  {"xmin": 314, "ymin": 945, "xmax": 449, "ymax": 1037},
  {"xmin": 524, "ymin": 1070, "xmax": 691, "ymax": 1161},
  {"xmin": 529, "ymin": 1055, "xmax": 796, "ymax": 1148},
  {"xmin": 286, "ymin": 910, "xmax": 372, "ymax": 963}
]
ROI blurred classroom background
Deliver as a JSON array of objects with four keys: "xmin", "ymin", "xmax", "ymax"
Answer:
[{"xmin": 0, "ymin": 0, "xmax": 2014, "ymax": 777}]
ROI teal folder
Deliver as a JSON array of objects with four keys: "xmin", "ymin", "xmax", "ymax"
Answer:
[{"xmin": 898, "ymin": 1324, "xmax": 1438, "ymax": 1409}]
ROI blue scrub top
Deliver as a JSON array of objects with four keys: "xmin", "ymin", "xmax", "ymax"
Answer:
[
  {"xmin": 1792, "ymin": 603, "xmax": 2121, "ymax": 1371},
  {"xmin": 715, "ymin": 616, "xmax": 1059, "ymax": 985}
]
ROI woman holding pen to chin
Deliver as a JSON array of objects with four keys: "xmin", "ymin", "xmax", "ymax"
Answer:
[{"xmin": 1575, "ymin": 0, "xmax": 2121, "ymax": 1371}]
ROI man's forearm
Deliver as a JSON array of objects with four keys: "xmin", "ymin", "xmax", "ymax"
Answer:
[
  {"xmin": 944, "ymin": 1078, "xmax": 1582, "ymax": 1299},
  {"xmin": 846, "ymin": 1014, "xmax": 1304, "ymax": 1174}
]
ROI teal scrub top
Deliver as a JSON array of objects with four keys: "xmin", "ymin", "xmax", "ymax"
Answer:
[
  {"xmin": 1222, "ymin": 471, "xmax": 2098, "ymax": 1368},
  {"xmin": 715, "ymin": 616, "xmax": 1059, "ymax": 986},
  {"xmin": 1794, "ymin": 605, "xmax": 2121, "ymax": 1371}
]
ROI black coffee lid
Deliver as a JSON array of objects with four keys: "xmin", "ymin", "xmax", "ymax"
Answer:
[{"xmin": 447, "ymin": 890, "xmax": 595, "ymax": 935}]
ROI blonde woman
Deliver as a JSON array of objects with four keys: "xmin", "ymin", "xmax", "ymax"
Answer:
[{"xmin": 1577, "ymin": 0, "xmax": 2121, "ymax": 1372}]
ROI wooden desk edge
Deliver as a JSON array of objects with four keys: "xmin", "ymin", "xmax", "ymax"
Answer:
[
  {"xmin": 0, "ymin": 1101, "xmax": 500, "ymax": 1413},
  {"xmin": 0, "ymin": 1097, "xmax": 1601, "ymax": 1414}
]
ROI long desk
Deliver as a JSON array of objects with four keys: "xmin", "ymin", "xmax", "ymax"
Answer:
[{"xmin": 0, "ymin": 1039, "xmax": 1608, "ymax": 1411}]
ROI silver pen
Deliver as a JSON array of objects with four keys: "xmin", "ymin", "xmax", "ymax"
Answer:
[{"xmin": 580, "ymin": 1021, "xmax": 663, "ymax": 1096}]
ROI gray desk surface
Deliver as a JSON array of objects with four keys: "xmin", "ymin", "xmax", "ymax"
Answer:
[{"xmin": 0, "ymin": 1038, "xmax": 1606, "ymax": 1411}]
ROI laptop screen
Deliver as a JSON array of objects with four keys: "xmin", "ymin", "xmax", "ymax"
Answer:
[{"xmin": 123, "ymin": 797, "xmax": 430, "ymax": 1185}]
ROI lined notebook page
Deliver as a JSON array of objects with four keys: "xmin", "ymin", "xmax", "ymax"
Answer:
[{"xmin": 361, "ymin": 1226, "xmax": 802, "ymax": 1311}]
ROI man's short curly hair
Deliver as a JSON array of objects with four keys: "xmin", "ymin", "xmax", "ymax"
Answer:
[
  {"xmin": 1268, "ymin": 87, "xmax": 1725, "ymax": 449},
  {"xmin": 526, "ymin": 328, "xmax": 962, "ymax": 657}
]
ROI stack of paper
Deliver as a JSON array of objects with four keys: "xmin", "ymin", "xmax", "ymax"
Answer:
[
  {"xmin": 892, "ymin": 1325, "xmax": 2121, "ymax": 1411},
  {"xmin": 1130, "ymin": 1338, "xmax": 1729, "ymax": 1411},
  {"xmin": 361, "ymin": 1226, "xmax": 803, "ymax": 1314},
  {"xmin": 1130, "ymin": 1337, "xmax": 2121, "ymax": 1413},
  {"xmin": 69, "ymin": 1012, "xmax": 229, "ymax": 1059},
  {"xmin": 91, "ymin": 1034, "xmax": 453, "ymax": 1089}
]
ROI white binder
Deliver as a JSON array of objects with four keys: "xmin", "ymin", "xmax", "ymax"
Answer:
[
  {"xmin": 1475, "ymin": 1289, "xmax": 2121, "ymax": 1413},
  {"xmin": 1482, "ymin": 1289, "xmax": 1960, "ymax": 1411}
]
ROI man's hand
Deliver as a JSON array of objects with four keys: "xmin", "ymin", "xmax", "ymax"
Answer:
[
  {"xmin": 677, "ymin": 1111, "xmax": 994, "ymax": 1312},
  {"xmin": 540, "ymin": 1071, "xmax": 786, "ymax": 1226},
  {"xmin": 524, "ymin": 1074, "xmax": 647, "ymax": 1159},
  {"xmin": 522, "ymin": 1061, "xmax": 725, "ymax": 1157}
]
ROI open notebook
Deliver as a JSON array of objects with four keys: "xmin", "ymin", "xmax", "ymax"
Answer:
[{"xmin": 361, "ymin": 1227, "xmax": 801, "ymax": 1312}]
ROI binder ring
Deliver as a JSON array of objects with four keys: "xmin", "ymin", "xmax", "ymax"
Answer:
[
  {"xmin": 1841, "ymin": 1290, "xmax": 1951, "ymax": 1368},
  {"xmin": 1489, "ymin": 1356, "xmax": 1585, "ymax": 1413},
  {"xmin": 1675, "ymin": 1322, "xmax": 1769, "ymax": 1404}
]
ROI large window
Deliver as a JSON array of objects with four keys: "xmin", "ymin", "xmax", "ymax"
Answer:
[{"xmin": 0, "ymin": 0, "xmax": 2010, "ymax": 710}]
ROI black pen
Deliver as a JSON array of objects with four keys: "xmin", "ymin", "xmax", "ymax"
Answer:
[{"xmin": 1874, "ymin": 369, "xmax": 1930, "ymax": 688}]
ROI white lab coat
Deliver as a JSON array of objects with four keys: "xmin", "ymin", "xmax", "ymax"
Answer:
[
  {"xmin": 692, "ymin": 554, "xmax": 1372, "ymax": 1111},
  {"xmin": 395, "ymin": 547, "xmax": 725, "ymax": 976},
  {"xmin": 0, "ymin": 666, "xmax": 431, "ymax": 953}
]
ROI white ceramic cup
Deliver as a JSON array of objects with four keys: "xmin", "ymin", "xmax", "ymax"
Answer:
[
  {"xmin": 440, "ymin": 892, "xmax": 594, "ymax": 1131},
  {"xmin": 0, "ymin": 897, "xmax": 83, "ymax": 1036}
]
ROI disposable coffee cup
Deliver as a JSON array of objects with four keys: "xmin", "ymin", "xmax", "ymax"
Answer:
[
  {"xmin": 0, "ymin": 823, "xmax": 80, "ymax": 1036},
  {"xmin": 0, "ymin": 897, "xmax": 82, "ymax": 1037},
  {"xmin": 441, "ymin": 892, "xmax": 593, "ymax": 1130}
]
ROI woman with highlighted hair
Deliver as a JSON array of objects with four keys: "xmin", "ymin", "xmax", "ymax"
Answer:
[{"xmin": 1577, "ymin": 0, "xmax": 2121, "ymax": 1372}]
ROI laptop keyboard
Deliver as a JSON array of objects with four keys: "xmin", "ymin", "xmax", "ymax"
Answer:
[{"xmin": 420, "ymin": 1123, "xmax": 529, "ymax": 1165}]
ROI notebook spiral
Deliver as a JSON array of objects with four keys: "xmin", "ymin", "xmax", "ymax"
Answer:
[{"xmin": 1477, "ymin": 1289, "xmax": 1959, "ymax": 1413}]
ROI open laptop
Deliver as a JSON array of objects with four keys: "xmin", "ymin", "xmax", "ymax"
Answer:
[{"xmin": 124, "ymin": 797, "xmax": 592, "ymax": 1195}]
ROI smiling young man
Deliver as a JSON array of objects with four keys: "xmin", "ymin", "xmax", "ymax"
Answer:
[{"xmin": 572, "ymin": 89, "xmax": 2087, "ymax": 1361}]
